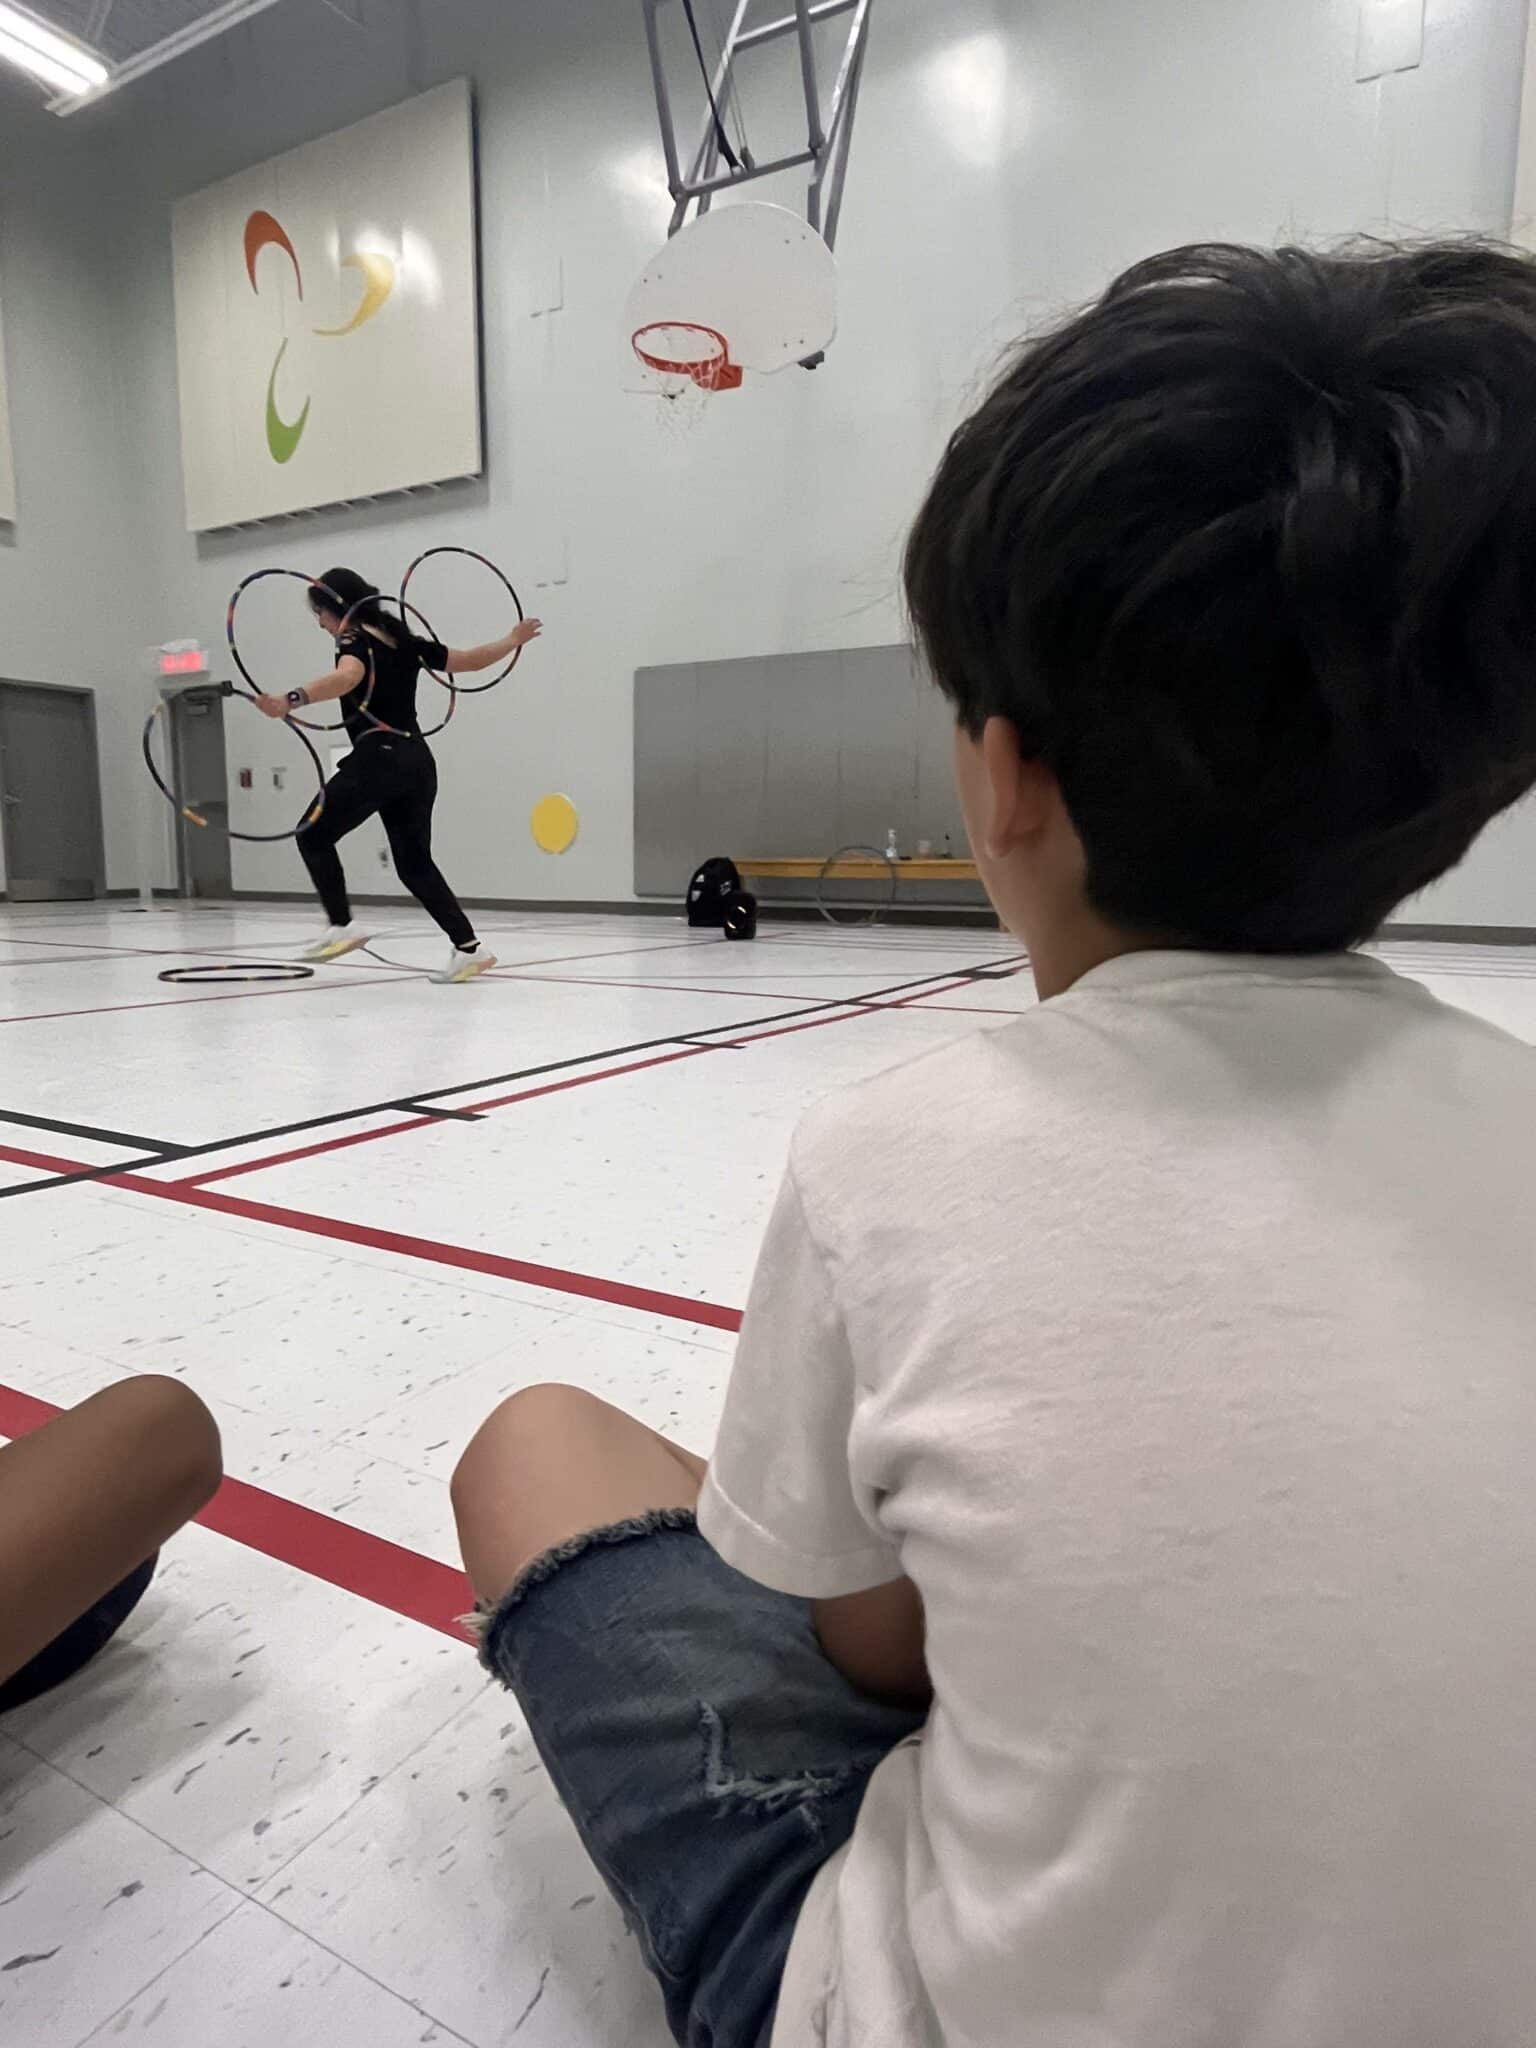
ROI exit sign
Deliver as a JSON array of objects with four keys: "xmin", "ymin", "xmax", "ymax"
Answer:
[{"xmin": 159, "ymin": 648, "xmax": 209, "ymax": 676}]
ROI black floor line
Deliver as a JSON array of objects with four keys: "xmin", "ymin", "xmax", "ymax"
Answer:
[
  {"xmin": 0, "ymin": 951, "xmax": 1028, "ymax": 1200},
  {"xmin": 0, "ymin": 1107, "xmax": 188, "ymax": 1155},
  {"xmin": 394, "ymin": 1101, "xmax": 486, "ymax": 1123}
]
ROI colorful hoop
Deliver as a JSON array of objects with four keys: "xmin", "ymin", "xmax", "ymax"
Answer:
[
  {"xmin": 399, "ymin": 546, "xmax": 527, "ymax": 696},
  {"xmin": 329, "ymin": 589, "xmax": 459, "ymax": 740},
  {"xmin": 141, "ymin": 684, "xmax": 327, "ymax": 845},
  {"xmin": 225, "ymin": 567, "xmax": 377, "ymax": 735}
]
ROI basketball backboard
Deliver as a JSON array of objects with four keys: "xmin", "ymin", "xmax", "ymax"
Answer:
[{"xmin": 625, "ymin": 200, "xmax": 837, "ymax": 395}]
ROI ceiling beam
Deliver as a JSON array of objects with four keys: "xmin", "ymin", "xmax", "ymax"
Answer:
[{"xmin": 49, "ymin": 0, "xmax": 295, "ymax": 114}]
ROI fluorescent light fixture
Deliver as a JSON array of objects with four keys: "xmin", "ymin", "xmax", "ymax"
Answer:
[{"xmin": 0, "ymin": 3, "xmax": 108, "ymax": 96}]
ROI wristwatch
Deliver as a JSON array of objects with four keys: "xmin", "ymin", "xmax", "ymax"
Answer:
[{"xmin": 285, "ymin": 688, "xmax": 308, "ymax": 709}]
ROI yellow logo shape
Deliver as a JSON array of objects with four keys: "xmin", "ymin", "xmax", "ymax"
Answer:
[
  {"xmin": 313, "ymin": 252, "xmax": 398, "ymax": 338},
  {"xmin": 245, "ymin": 212, "xmax": 397, "ymax": 464}
]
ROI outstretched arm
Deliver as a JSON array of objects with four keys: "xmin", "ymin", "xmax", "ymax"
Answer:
[
  {"xmin": 444, "ymin": 618, "xmax": 543, "ymax": 675},
  {"xmin": 256, "ymin": 654, "xmax": 367, "ymax": 719}
]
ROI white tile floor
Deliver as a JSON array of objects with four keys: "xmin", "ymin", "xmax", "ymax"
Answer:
[{"xmin": 2, "ymin": 901, "xmax": 1533, "ymax": 2047}]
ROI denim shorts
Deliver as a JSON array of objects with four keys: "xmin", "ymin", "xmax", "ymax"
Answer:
[{"xmin": 477, "ymin": 1511, "xmax": 924, "ymax": 2048}]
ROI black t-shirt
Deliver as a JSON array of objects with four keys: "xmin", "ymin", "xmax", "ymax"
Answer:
[{"xmin": 335, "ymin": 627, "xmax": 449, "ymax": 742}]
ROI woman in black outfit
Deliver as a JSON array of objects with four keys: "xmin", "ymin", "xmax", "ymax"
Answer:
[{"xmin": 257, "ymin": 566, "xmax": 540, "ymax": 984}]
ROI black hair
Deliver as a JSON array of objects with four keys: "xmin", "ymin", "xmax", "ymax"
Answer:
[
  {"xmin": 904, "ymin": 240, "xmax": 1536, "ymax": 953},
  {"xmin": 308, "ymin": 566, "xmax": 397, "ymax": 646}
]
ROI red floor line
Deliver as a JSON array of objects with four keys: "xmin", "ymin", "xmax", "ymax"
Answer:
[
  {"xmin": 2, "ymin": 1135, "xmax": 743, "ymax": 1328},
  {"xmin": 0, "ymin": 1382, "xmax": 472, "ymax": 1641},
  {"xmin": 497, "ymin": 969, "xmax": 880, "ymax": 1004},
  {"xmin": 901, "ymin": 999, "xmax": 1028, "ymax": 1016},
  {"xmin": 885, "ymin": 976, "xmax": 981, "ymax": 1008},
  {"xmin": 0, "ymin": 969, "xmax": 417, "ymax": 1029},
  {"xmin": 718, "ymin": 1005, "xmax": 881, "ymax": 1049},
  {"xmin": 505, "ymin": 971, "xmax": 1026, "ymax": 1012},
  {"xmin": 484, "ymin": 935, "xmax": 722, "ymax": 973},
  {"xmin": 176, "ymin": 1045, "xmax": 714, "ymax": 1189},
  {"xmin": 0, "ymin": 934, "xmax": 321, "ymax": 963},
  {"xmin": 1, "ymin": 1140, "xmax": 102, "ymax": 1177},
  {"xmin": 454, "ymin": 1043, "xmax": 712, "ymax": 1116},
  {"xmin": 110, "ymin": 1173, "xmax": 746, "ymax": 1331},
  {"xmin": 177, "ymin": 1113, "xmax": 444, "ymax": 1188}
]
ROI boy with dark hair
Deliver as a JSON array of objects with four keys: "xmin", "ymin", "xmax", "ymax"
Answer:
[{"xmin": 453, "ymin": 242, "xmax": 1536, "ymax": 2047}]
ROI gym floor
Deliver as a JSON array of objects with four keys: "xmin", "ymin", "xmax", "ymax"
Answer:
[{"xmin": 2, "ymin": 903, "xmax": 1533, "ymax": 2048}]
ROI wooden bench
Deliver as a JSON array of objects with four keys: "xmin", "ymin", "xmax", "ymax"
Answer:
[
  {"xmin": 737, "ymin": 856, "xmax": 980, "ymax": 883},
  {"xmin": 734, "ymin": 853, "xmax": 987, "ymax": 926}
]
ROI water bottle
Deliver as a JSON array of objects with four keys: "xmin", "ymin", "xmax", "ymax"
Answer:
[{"xmin": 885, "ymin": 826, "xmax": 899, "ymax": 863}]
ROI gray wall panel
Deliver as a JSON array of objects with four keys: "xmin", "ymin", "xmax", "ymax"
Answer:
[
  {"xmin": 915, "ymin": 679, "xmax": 968, "ymax": 856},
  {"xmin": 837, "ymin": 646, "xmax": 920, "ymax": 851},
  {"xmin": 634, "ymin": 663, "xmax": 700, "ymax": 898},
  {"xmin": 767, "ymin": 651, "xmax": 842, "ymax": 852},
  {"xmin": 635, "ymin": 642, "xmax": 984, "ymax": 906},
  {"xmin": 696, "ymin": 658, "xmax": 771, "ymax": 860}
]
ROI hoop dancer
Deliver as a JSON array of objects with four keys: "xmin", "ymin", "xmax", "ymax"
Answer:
[{"xmin": 256, "ymin": 566, "xmax": 541, "ymax": 984}]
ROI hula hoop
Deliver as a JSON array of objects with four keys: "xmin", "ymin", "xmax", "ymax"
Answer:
[
  {"xmin": 141, "ymin": 685, "xmax": 327, "ymax": 845},
  {"xmin": 816, "ymin": 845, "xmax": 899, "ymax": 928},
  {"xmin": 334, "ymin": 590, "xmax": 458, "ymax": 741},
  {"xmin": 399, "ymin": 546, "xmax": 526, "ymax": 695},
  {"xmin": 226, "ymin": 567, "xmax": 377, "ymax": 735},
  {"xmin": 157, "ymin": 963, "xmax": 315, "ymax": 985}
]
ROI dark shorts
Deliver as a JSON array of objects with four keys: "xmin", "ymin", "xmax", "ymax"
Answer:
[
  {"xmin": 478, "ymin": 1512, "xmax": 924, "ymax": 2048},
  {"xmin": 0, "ymin": 1553, "xmax": 158, "ymax": 1714}
]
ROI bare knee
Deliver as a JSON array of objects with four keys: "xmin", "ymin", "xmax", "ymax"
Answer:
[
  {"xmin": 103, "ymin": 1377, "xmax": 223, "ymax": 1511},
  {"xmin": 451, "ymin": 1383, "xmax": 602, "ymax": 1514}
]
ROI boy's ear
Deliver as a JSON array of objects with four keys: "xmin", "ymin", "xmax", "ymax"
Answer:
[{"xmin": 978, "ymin": 718, "xmax": 1057, "ymax": 859}]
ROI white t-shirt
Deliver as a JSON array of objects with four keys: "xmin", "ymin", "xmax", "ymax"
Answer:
[{"xmin": 698, "ymin": 950, "xmax": 1536, "ymax": 2048}]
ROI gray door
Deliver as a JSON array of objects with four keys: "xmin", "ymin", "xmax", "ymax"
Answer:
[
  {"xmin": 170, "ymin": 687, "xmax": 232, "ymax": 899},
  {"xmin": 0, "ymin": 682, "xmax": 105, "ymax": 902}
]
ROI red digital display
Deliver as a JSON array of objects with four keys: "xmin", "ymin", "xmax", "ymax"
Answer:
[{"xmin": 158, "ymin": 649, "xmax": 208, "ymax": 676}]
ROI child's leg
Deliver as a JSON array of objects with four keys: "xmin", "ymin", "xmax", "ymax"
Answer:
[
  {"xmin": 452, "ymin": 1386, "xmax": 921, "ymax": 2048},
  {"xmin": 0, "ymin": 1377, "xmax": 222, "ymax": 1696},
  {"xmin": 453, "ymin": 1383, "xmax": 707, "ymax": 1605}
]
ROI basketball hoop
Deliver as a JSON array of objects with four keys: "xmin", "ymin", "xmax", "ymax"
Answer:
[
  {"xmin": 632, "ymin": 321, "xmax": 743, "ymax": 391},
  {"xmin": 631, "ymin": 321, "xmax": 740, "ymax": 434}
]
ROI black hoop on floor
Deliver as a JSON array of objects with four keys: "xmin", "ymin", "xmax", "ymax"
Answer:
[{"xmin": 157, "ymin": 963, "xmax": 316, "ymax": 985}]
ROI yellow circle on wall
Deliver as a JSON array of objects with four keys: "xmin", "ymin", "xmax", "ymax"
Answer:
[{"xmin": 531, "ymin": 792, "xmax": 579, "ymax": 855}]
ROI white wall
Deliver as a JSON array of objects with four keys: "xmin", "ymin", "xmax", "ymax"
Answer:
[
  {"xmin": 3, "ymin": 0, "xmax": 1534, "ymax": 918},
  {"xmin": 0, "ymin": 81, "xmax": 160, "ymax": 890}
]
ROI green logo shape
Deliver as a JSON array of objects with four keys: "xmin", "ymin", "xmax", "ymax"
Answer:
[{"xmin": 264, "ymin": 338, "xmax": 310, "ymax": 464}]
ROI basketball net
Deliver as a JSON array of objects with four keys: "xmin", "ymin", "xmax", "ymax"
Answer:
[{"xmin": 631, "ymin": 321, "xmax": 741, "ymax": 435}]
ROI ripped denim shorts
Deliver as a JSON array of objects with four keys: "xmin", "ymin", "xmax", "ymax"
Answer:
[{"xmin": 476, "ymin": 1510, "xmax": 924, "ymax": 2048}]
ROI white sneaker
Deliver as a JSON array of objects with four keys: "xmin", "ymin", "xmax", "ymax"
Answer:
[
  {"xmin": 431, "ymin": 944, "xmax": 497, "ymax": 984},
  {"xmin": 300, "ymin": 925, "xmax": 371, "ymax": 963}
]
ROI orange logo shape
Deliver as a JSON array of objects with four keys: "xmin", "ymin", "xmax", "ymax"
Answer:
[{"xmin": 244, "ymin": 211, "xmax": 396, "ymax": 464}]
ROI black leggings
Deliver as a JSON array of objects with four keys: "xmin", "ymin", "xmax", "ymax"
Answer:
[{"xmin": 297, "ymin": 734, "xmax": 475, "ymax": 950}]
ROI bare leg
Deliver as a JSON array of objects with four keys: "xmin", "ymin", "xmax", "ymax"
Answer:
[
  {"xmin": 452, "ymin": 1384, "xmax": 707, "ymax": 1607},
  {"xmin": 0, "ymin": 1377, "xmax": 222, "ymax": 1689}
]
